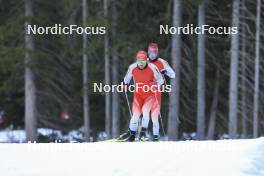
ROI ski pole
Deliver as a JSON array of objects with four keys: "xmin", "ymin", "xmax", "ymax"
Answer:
[{"xmin": 125, "ymin": 90, "xmax": 133, "ymax": 119}]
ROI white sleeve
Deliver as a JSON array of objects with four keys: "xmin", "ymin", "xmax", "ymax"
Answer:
[
  {"xmin": 149, "ymin": 64, "xmax": 164, "ymax": 86},
  {"xmin": 123, "ymin": 63, "xmax": 136, "ymax": 84},
  {"xmin": 160, "ymin": 59, "xmax": 175, "ymax": 78}
]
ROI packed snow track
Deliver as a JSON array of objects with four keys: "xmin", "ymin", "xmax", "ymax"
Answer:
[{"xmin": 0, "ymin": 138, "xmax": 264, "ymax": 176}]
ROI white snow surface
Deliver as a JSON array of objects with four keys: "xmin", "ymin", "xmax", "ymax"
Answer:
[{"xmin": 0, "ymin": 138, "xmax": 263, "ymax": 176}]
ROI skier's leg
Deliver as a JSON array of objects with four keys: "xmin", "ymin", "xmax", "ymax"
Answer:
[
  {"xmin": 119, "ymin": 93, "xmax": 142, "ymax": 140},
  {"xmin": 151, "ymin": 104, "xmax": 160, "ymax": 134},
  {"xmin": 127, "ymin": 93, "xmax": 143, "ymax": 141},
  {"xmin": 139, "ymin": 95, "xmax": 154, "ymax": 140},
  {"xmin": 129, "ymin": 94, "xmax": 143, "ymax": 131},
  {"xmin": 151, "ymin": 92, "xmax": 161, "ymax": 141},
  {"xmin": 141, "ymin": 96, "xmax": 152, "ymax": 129}
]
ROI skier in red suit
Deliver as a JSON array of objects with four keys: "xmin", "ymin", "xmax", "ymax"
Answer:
[{"xmin": 120, "ymin": 51, "xmax": 164, "ymax": 141}]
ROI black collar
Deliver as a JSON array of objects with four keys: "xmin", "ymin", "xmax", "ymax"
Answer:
[{"xmin": 148, "ymin": 58, "xmax": 158, "ymax": 62}]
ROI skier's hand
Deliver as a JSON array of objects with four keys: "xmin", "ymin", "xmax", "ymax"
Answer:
[{"xmin": 161, "ymin": 69, "xmax": 167, "ymax": 75}]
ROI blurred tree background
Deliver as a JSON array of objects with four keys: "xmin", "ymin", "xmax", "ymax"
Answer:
[{"xmin": 0, "ymin": 0, "xmax": 263, "ymax": 142}]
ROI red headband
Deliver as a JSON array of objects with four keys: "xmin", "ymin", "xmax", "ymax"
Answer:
[
  {"xmin": 148, "ymin": 45, "xmax": 158, "ymax": 53},
  {"xmin": 136, "ymin": 51, "xmax": 147, "ymax": 61}
]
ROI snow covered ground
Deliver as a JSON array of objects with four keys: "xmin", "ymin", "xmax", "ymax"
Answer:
[{"xmin": 0, "ymin": 138, "xmax": 263, "ymax": 176}]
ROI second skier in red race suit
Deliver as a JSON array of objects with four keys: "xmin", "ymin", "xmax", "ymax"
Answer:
[{"xmin": 140, "ymin": 43, "xmax": 175, "ymax": 140}]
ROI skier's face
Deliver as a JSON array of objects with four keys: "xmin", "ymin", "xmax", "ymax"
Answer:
[
  {"xmin": 148, "ymin": 52, "xmax": 158, "ymax": 60},
  {"xmin": 137, "ymin": 60, "xmax": 147, "ymax": 69},
  {"xmin": 148, "ymin": 48, "xmax": 158, "ymax": 60}
]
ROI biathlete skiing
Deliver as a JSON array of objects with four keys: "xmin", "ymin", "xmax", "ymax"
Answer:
[{"xmin": 118, "ymin": 50, "xmax": 164, "ymax": 141}]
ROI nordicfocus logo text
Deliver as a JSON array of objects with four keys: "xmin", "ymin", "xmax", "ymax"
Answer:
[
  {"xmin": 160, "ymin": 24, "xmax": 238, "ymax": 35},
  {"xmin": 27, "ymin": 24, "xmax": 106, "ymax": 35},
  {"xmin": 93, "ymin": 83, "xmax": 172, "ymax": 93}
]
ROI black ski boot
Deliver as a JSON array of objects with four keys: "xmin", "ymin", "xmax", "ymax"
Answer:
[
  {"xmin": 118, "ymin": 128, "xmax": 131, "ymax": 140},
  {"xmin": 139, "ymin": 127, "xmax": 147, "ymax": 141},
  {"xmin": 153, "ymin": 135, "xmax": 159, "ymax": 142},
  {"xmin": 127, "ymin": 131, "xmax": 136, "ymax": 142}
]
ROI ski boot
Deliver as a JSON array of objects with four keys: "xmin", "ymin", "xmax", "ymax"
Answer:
[
  {"xmin": 127, "ymin": 131, "xmax": 136, "ymax": 142},
  {"xmin": 153, "ymin": 135, "xmax": 159, "ymax": 142},
  {"xmin": 118, "ymin": 129, "xmax": 131, "ymax": 140},
  {"xmin": 139, "ymin": 127, "xmax": 148, "ymax": 141}
]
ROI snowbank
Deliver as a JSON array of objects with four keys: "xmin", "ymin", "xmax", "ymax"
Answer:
[
  {"xmin": 0, "ymin": 128, "xmax": 84, "ymax": 143},
  {"xmin": 0, "ymin": 138, "xmax": 263, "ymax": 176}
]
